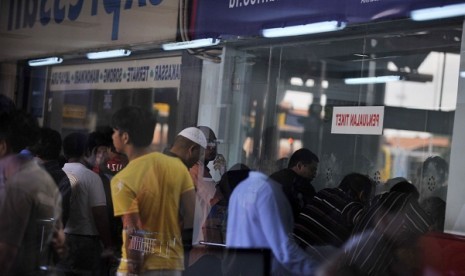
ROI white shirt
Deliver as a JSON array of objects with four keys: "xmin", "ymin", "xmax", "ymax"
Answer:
[
  {"xmin": 226, "ymin": 171, "xmax": 318, "ymax": 275},
  {"xmin": 63, "ymin": 162, "xmax": 106, "ymax": 235}
]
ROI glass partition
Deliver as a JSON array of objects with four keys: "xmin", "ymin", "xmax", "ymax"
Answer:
[{"xmin": 220, "ymin": 19, "xmax": 462, "ymax": 231}]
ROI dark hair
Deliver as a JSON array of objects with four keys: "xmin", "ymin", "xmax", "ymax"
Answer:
[
  {"xmin": 390, "ymin": 181, "xmax": 420, "ymax": 200},
  {"xmin": 197, "ymin": 125, "xmax": 216, "ymax": 142},
  {"xmin": 0, "ymin": 94, "xmax": 16, "ymax": 114},
  {"xmin": 288, "ymin": 148, "xmax": 319, "ymax": 169},
  {"xmin": 111, "ymin": 106, "xmax": 157, "ymax": 148},
  {"xmin": 422, "ymin": 156, "xmax": 449, "ymax": 183},
  {"xmin": 0, "ymin": 110, "xmax": 39, "ymax": 154},
  {"xmin": 63, "ymin": 132, "xmax": 88, "ymax": 159},
  {"xmin": 29, "ymin": 127, "xmax": 62, "ymax": 160},
  {"xmin": 338, "ymin": 172, "xmax": 373, "ymax": 202},
  {"xmin": 218, "ymin": 169, "xmax": 250, "ymax": 200},
  {"xmin": 86, "ymin": 126, "xmax": 113, "ymax": 154}
]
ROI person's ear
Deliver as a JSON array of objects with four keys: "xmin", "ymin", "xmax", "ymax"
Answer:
[
  {"xmin": 121, "ymin": 132, "xmax": 130, "ymax": 144},
  {"xmin": 188, "ymin": 144, "xmax": 196, "ymax": 154}
]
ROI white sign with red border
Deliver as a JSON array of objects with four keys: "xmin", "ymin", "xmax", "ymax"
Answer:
[{"xmin": 331, "ymin": 106, "xmax": 385, "ymax": 135}]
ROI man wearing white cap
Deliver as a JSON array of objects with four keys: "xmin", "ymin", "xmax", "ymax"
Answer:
[
  {"xmin": 163, "ymin": 127, "xmax": 207, "ymax": 265},
  {"xmin": 165, "ymin": 127, "xmax": 207, "ymax": 169}
]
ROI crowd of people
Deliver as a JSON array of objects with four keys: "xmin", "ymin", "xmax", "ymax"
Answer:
[{"xmin": 0, "ymin": 95, "xmax": 448, "ymax": 275}]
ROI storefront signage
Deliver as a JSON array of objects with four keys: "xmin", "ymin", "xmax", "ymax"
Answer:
[
  {"xmin": 0, "ymin": 0, "xmax": 178, "ymax": 61},
  {"xmin": 331, "ymin": 106, "xmax": 385, "ymax": 135},
  {"xmin": 50, "ymin": 57, "xmax": 181, "ymax": 91},
  {"xmin": 63, "ymin": 105, "xmax": 87, "ymax": 119},
  {"xmin": 193, "ymin": 0, "xmax": 446, "ymax": 39}
]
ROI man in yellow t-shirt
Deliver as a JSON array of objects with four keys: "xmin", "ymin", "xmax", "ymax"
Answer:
[{"xmin": 110, "ymin": 106, "xmax": 197, "ymax": 276}]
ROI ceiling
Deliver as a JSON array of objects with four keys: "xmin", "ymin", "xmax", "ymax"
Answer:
[{"xmin": 232, "ymin": 18, "xmax": 463, "ymax": 82}]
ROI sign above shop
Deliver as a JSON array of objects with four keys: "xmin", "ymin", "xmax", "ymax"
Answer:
[
  {"xmin": 331, "ymin": 106, "xmax": 385, "ymax": 135},
  {"xmin": 49, "ymin": 57, "xmax": 181, "ymax": 91},
  {"xmin": 0, "ymin": 0, "xmax": 178, "ymax": 62},
  {"xmin": 192, "ymin": 0, "xmax": 459, "ymax": 39}
]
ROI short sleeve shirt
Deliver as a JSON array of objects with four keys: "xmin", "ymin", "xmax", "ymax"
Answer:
[
  {"xmin": 111, "ymin": 152, "xmax": 194, "ymax": 272},
  {"xmin": 0, "ymin": 158, "xmax": 61, "ymax": 274}
]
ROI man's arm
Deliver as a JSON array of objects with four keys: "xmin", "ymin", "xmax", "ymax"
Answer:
[
  {"xmin": 180, "ymin": 189, "xmax": 196, "ymax": 247},
  {"xmin": 180, "ymin": 189, "xmax": 196, "ymax": 230},
  {"xmin": 92, "ymin": 205, "xmax": 114, "ymax": 249},
  {"xmin": 121, "ymin": 212, "xmax": 144, "ymax": 275},
  {"xmin": 260, "ymin": 181, "xmax": 319, "ymax": 275}
]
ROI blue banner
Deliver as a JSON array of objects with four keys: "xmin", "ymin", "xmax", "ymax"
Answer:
[{"xmin": 192, "ymin": 0, "xmax": 464, "ymax": 39}]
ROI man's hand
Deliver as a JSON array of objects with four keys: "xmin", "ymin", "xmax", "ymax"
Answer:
[
  {"xmin": 213, "ymin": 154, "xmax": 226, "ymax": 174},
  {"xmin": 52, "ymin": 228, "xmax": 67, "ymax": 258}
]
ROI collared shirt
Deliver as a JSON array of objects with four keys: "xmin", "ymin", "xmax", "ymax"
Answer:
[
  {"xmin": 342, "ymin": 192, "xmax": 432, "ymax": 275},
  {"xmin": 226, "ymin": 171, "xmax": 318, "ymax": 275},
  {"xmin": 293, "ymin": 187, "xmax": 364, "ymax": 248},
  {"xmin": 270, "ymin": 168, "xmax": 316, "ymax": 219},
  {"xmin": 163, "ymin": 148, "xmax": 189, "ymax": 168}
]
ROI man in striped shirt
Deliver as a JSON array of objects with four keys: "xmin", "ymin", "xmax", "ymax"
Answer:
[
  {"xmin": 293, "ymin": 173, "xmax": 373, "ymax": 248},
  {"xmin": 321, "ymin": 181, "xmax": 432, "ymax": 275}
]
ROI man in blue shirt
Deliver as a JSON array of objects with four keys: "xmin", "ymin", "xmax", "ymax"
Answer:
[{"xmin": 226, "ymin": 171, "xmax": 320, "ymax": 275}]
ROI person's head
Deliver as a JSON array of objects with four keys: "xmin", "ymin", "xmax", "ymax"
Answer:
[
  {"xmin": 29, "ymin": 127, "xmax": 62, "ymax": 161},
  {"xmin": 111, "ymin": 106, "xmax": 157, "ymax": 154},
  {"xmin": 63, "ymin": 132, "xmax": 88, "ymax": 160},
  {"xmin": 0, "ymin": 94, "xmax": 16, "ymax": 114},
  {"xmin": 422, "ymin": 156, "xmax": 449, "ymax": 185},
  {"xmin": 288, "ymin": 148, "xmax": 319, "ymax": 181},
  {"xmin": 0, "ymin": 110, "xmax": 39, "ymax": 158},
  {"xmin": 217, "ymin": 167, "xmax": 250, "ymax": 201},
  {"xmin": 197, "ymin": 126, "xmax": 218, "ymax": 163},
  {"xmin": 85, "ymin": 126, "xmax": 114, "ymax": 172},
  {"xmin": 171, "ymin": 127, "xmax": 207, "ymax": 168},
  {"xmin": 338, "ymin": 172, "xmax": 373, "ymax": 203},
  {"xmin": 390, "ymin": 180, "xmax": 420, "ymax": 200}
]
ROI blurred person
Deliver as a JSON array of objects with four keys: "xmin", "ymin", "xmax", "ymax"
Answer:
[
  {"xmin": 420, "ymin": 196, "xmax": 446, "ymax": 232},
  {"xmin": 85, "ymin": 127, "xmax": 129, "ymax": 275},
  {"xmin": 186, "ymin": 165, "xmax": 250, "ymax": 275},
  {"xmin": 376, "ymin": 176, "xmax": 409, "ymax": 195},
  {"xmin": 190, "ymin": 127, "xmax": 221, "ymax": 246},
  {"xmin": 270, "ymin": 148, "xmax": 319, "ymax": 219},
  {"xmin": 195, "ymin": 126, "xmax": 226, "ymax": 179},
  {"xmin": 186, "ymin": 126, "xmax": 219, "ymax": 270},
  {"xmin": 0, "ymin": 94, "xmax": 15, "ymax": 113},
  {"xmin": 29, "ymin": 127, "xmax": 72, "ymax": 227},
  {"xmin": 110, "ymin": 106, "xmax": 196, "ymax": 276},
  {"xmin": 0, "ymin": 110, "xmax": 65, "ymax": 275},
  {"xmin": 417, "ymin": 156, "xmax": 449, "ymax": 201},
  {"xmin": 320, "ymin": 181, "xmax": 431, "ymax": 276},
  {"xmin": 226, "ymin": 171, "xmax": 321, "ymax": 275},
  {"xmin": 293, "ymin": 173, "xmax": 373, "ymax": 249},
  {"xmin": 58, "ymin": 132, "xmax": 113, "ymax": 275}
]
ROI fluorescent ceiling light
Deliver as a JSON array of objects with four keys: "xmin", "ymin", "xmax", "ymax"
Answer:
[
  {"xmin": 162, "ymin": 38, "xmax": 220, "ymax": 51},
  {"xmin": 344, "ymin": 75, "xmax": 401, "ymax": 85},
  {"xmin": 86, "ymin": 49, "xmax": 131, "ymax": 60},
  {"xmin": 262, "ymin": 21, "xmax": 346, "ymax": 38},
  {"xmin": 28, "ymin": 57, "xmax": 63, "ymax": 67},
  {"xmin": 411, "ymin": 3, "xmax": 465, "ymax": 21}
]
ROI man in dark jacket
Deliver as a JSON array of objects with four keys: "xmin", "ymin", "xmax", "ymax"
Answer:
[
  {"xmin": 30, "ymin": 127, "xmax": 72, "ymax": 226},
  {"xmin": 270, "ymin": 148, "xmax": 319, "ymax": 219}
]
